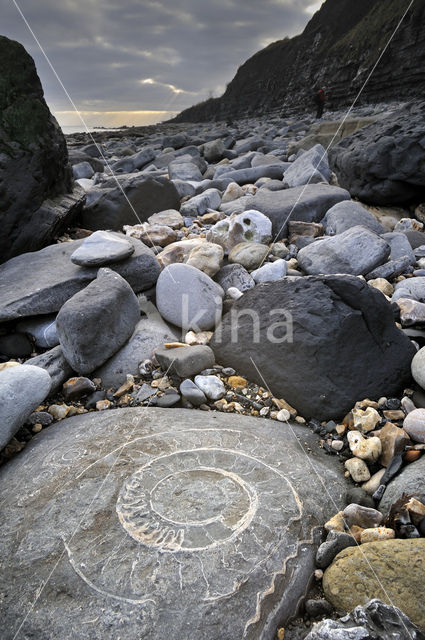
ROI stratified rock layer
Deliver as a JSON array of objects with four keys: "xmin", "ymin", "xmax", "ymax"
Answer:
[
  {"xmin": 0, "ymin": 408, "xmax": 347, "ymax": 640},
  {"xmin": 0, "ymin": 35, "xmax": 72, "ymax": 261}
]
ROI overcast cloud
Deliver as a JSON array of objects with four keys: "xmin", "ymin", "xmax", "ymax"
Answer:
[{"xmin": 1, "ymin": 0, "xmax": 323, "ymax": 126}]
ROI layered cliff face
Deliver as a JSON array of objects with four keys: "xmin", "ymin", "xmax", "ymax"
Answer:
[
  {"xmin": 173, "ymin": 0, "xmax": 425, "ymax": 122},
  {"xmin": 0, "ymin": 35, "xmax": 72, "ymax": 261}
]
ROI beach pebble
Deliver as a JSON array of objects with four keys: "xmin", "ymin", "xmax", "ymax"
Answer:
[
  {"xmin": 343, "ymin": 503, "xmax": 383, "ymax": 528},
  {"xmin": 194, "ymin": 375, "xmax": 226, "ymax": 400},
  {"xmin": 403, "ymin": 409, "xmax": 425, "ymax": 443},
  {"xmin": 344, "ymin": 457, "xmax": 371, "ymax": 482},
  {"xmin": 347, "ymin": 430, "xmax": 382, "ymax": 462}
]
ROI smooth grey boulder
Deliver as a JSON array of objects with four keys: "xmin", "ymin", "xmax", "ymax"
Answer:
[
  {"xmin": 94, "ymin": 313, "xmax": 178, "ymax": 388},
  {"xmin": 202, "ymin": 138, "xmax": 226, "ymax": 162},
  {"xmin": 0, "ymin": 234, "xmax": 159, "ymax": 322},
  {"xmin": 56, "ymin": 268, "xmax": 140, "ymax": 375},
  {"xmin": 214, "ymin": 263, "xmax": 255, "ymax": 292},
  {"xmin": 180, "ymin": 189, "xmax": 222, "ymax": 218},
  {"xmin": 156, "ymin": 263, "xmax": 224, "ymax": 331},
  {"xmin": 81, "ymin": 175, "xmax": 180, "ymax": 230},
  {"xmin": 382, "ymin": 232, "xmax": 416, "ymax": 264},
  {"xmin": 70, "ymin": 230, "xmax": 135, "ymax": 266},
  {"xmin": 211, "ymin": 275, "xmax": 415, "ymax": 420},
  {"xmin": 297, "ymin": 226, "xmax": 390, "ymax": 276},
  {"xmin": 155, "ymin": 345, "xmax": 215, "ymax": 378},
  {"xmin": 305, "ymin": 599, "xmax": 425, "ymax": 640},
  {"xmin": 393, "ymin": 277, "xmax": 425, "ymax": 303},
  {"xmin": 0, "ymin": 36, "xmax": 73, "ymax": 262},
  {"xmin": 179, "ymin": 379, "xmax": 207, "ymax": 405},
  {"xmin": 168, "ymin": 160, "xmax": 203, "ymax": 182},
  {"xmin": 0, "ymin": 407, "xmax": 347, "ymax": 639},
  {"xmin": 216, "ymin": 164, "xmax": 286, "ymax": 186},
  {"xmin": 72, "ymin": 161, "xmax": 94, "ymax": 180},
  {"xmin": 26, "ymin": 346, "xmax": 74, "ymax": 393},
  {"xmin": 283, "ymin": 144, "xmax": 331, "ymax": 188},
  {"xmin": 0, "ymin": 364, "xmax": 52, "ymax": 449},
  {"xmin": 330, "ymin": 101, "xmax": 425, "ymax": 205},
  {"xmin": 379, "ymin": 456, "xmax": 425, "ymax": 517},
  {"xmin": 111, "ymin": 147, "xmax": 155, "ymax": 173},
  {"xmin": 220, "ymin": 184, "xmax": 350, "ymax": 238},
  {"xmin": 251, "ymin": 259, "xmax": 287, "ymax": 283},
  {"xmin": 322, "ymin": 200, "xmax": 385, "ymax": 236}
]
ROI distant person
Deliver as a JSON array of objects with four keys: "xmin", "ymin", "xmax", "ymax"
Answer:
[{"xmin": 314, "ymin": 88, "xmax": 326, "ymax": 119}]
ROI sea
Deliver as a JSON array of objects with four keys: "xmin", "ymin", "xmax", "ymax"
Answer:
[{"xmin": 61, "ymin": 126, "xmax": 125, "ymax": 135}]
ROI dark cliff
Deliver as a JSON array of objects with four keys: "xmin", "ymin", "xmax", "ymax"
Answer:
[{"xmin": 173, "ymin": 0, "xmax": 425, "ymax": 122}]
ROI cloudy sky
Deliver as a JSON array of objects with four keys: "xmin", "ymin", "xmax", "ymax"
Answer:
[{"xmin": 1, "ymin": 0, "xmax": 323, "ymax": 127}]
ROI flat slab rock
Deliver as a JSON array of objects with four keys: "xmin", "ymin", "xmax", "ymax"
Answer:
[{"xmin": 0, "ymin": 408, "xmax": 346, "ymax": 640}]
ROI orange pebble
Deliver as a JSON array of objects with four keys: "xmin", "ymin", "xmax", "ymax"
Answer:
[{"xmin": 404, "ymin": 450, "xmax": 421, "ymax": 463}]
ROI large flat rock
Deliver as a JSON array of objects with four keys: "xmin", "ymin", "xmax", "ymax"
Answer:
[
  {"xmin": 0, "ymin": 408, "xmax": 347, "ymax": 640},
  {"xmin": 0, "ymin": 234, "xmax": 159, "ymax": 322}
]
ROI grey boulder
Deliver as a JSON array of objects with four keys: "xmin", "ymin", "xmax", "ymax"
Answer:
[
  {"xmin": 297, "ymin": 226, "xmax": 390, "ymax": 276},
  {"xmin": 56, "ymin": 268, "xmax": 140, "ymax": 374},
  {"xmin": 283, "ymin": 144, "xmax": 331, "ymax": 188},
  {"xmin": 211, "ymin": 275, "xmax": 415, "ymax": 420},
  {"xmin": 322, "ymin": 200, "xmax": 385, "ymax": 236},
  {"xmin": 26, "ymin": 346, "xmax": 74, "ymax": 394},
  {"xmin": 0, "ymin": 234, "xmax": 159, "ymax": 322},
  {"xmin": 379, "ymin": 456, "xmax": 425, "ymax": 517},
  {"xmin": 0, "ymin": 364, "xmax": 52, "ymax": 449},
  {"xmin": 94, "ymin": 312, "xmax": 178, "ymax": 388},
  {"xmin": 81, "ymin": 175, "xmax": 180, "ymax": 231},
  {"xmin": 0, "ymin": 407, "xmax": 347, "ymax": 639},
  {"xmin": 382, "ymin": 232, "xmax": 416, "ymax": 264},
  {"xmin": 155, "ymin": 345, "xmax": 215, "ymax": 378},
  {"xmin": 214, "ymin": 263, "xmax": 255, "ymax": 292},
  {"xmin": 70, "ymin": 230, "xmax": 135, "ymax": 266},
  {"xmin": 156, "ymin": 263, "xmax": 224, "ymax": 331},
  {"xmin": 220, "ymin": 184, "xmax": 350, "ymax": 239}
]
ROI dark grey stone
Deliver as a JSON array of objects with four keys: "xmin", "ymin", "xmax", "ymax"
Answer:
[
  {"xmin": 304, "ymin": 599, "xmax": 425, "ymax": 640},
  {"xmin": 322, "ymin": 201, "xmax": 385, "ymax": 236},
  {"xmin": 382, "ymin": 232, "xmax": 416, "ymax": 264},
  {"xmin": 217, "ymin": 164, "xmax": 286, "ymax": 186},
  {"xmin": 26, "ymin": 346, "xmax": 74, "ymax": 394},
  {"xmin": 379, "ymin": 456, "xmax": 425, "ymax": 517},
  {"xmin": 155, "ymin": 345, "xmax": 215, "ymax": 378},
  {"xmin": 94, "ymin": 313, "xmax": 178, "ymax": 388},
  {"xmin": 211, "ymin": 275, "xmax": 415, "ymax": 420},
  {"xmin": 220, "ymin": 184, "xmax": 350, "ymax": 239},
  {"xmin": 365, "ymin": 256, "xmax": 412, "ymax": 281},
  {"xmin": 330, "ymin": 101, "xmax": 425, "ymax": 205},
  {"xmin": 316, "ymin": 531, "xmax": 357, "ymax": 569},
  {"xmin": 393, "ymin": 277, "xmax": 425, "ymax": 303},
  {"xmin": 111, "ymin": 147, "xmax": 155, "ymax": 173},
  {"xmin": 16, "ymin": 315, "xmax": 59, "ymax": 349},
  {"xmin": 70, "ymin": 230, "xmax": 135, "ymax": 266},
  {"xmin": 214, "ymin": 263, "xmax": 255, "ymax": 292},
  {"xmin": 0, "ymin": 407, "xmax": 347, "ymax": 639},
  {"xmin": 0, "ymin": 36, "xmax": 73, "ymax": 262},
  {"xmin": 0, "ymin": 234, "xmax": 159, "ymax": 322},
  {"xmin": 72, "ymin": 161, "xmax": 94, "ymax": 180},
  {"xmin": 152, "ymin": 392, "xmax": 181, "ymax": 407},
  {"xmin": 0, "ymin": 364, "xmax": 52, "ymax": 449},
  {"xmin": 0, "ymin": 334, "xmax": 32, "ymax": 358},
  {"xmin": 168, "ymin": 160, "xmax": 203, "ymax": 181},
  {"xmin": 56, "ymin": 268, "xmax": 140, "ymax": 375},
  {"xmin": 179, "ymin": 378, "xmax": 207, "ymax": 406},
  {"xmin": 283, "ymin": 144, "xmax": 331, "ymax": 188},
  {"xmin": 81, "ymin": 175, "xmax": 180, "ymax": 231},
  {"xmin": 297, "ymin": 226, "xmax": 390, "ymax": 276}
]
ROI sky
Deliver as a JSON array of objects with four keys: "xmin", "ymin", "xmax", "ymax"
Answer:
[{"xmin": 1, "ymin": 0, "xmax": 324, "ymax": 128}]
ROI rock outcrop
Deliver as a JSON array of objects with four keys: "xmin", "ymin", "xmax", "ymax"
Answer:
[
  {"xmin": 0, "ymin": 36, "xmax": 74, "ymax": 261},
  {"xmin": 173, "ymin": 0, "xmax": 425, "ymax": 122}
]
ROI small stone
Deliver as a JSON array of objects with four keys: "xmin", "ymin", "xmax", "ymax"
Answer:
[
  {"xmin": 48, "ymin": 404, "xmax": 70, "ymax": 420},
  {"xmin": 347, "ymin": 431, "xmax": 382, "ymax": 462},
  {"xmin": 147, "ymin": 209, "xmax": 183, "ymax": 229},
  {"xmin": 368, "ymin": 278, "xmax": 394, "ymax": 296},
  {"xmin": 331, "ymin": 440, "xmax": 344, "ymax": 452},
  {"xmin": 113, "ymin": 380, "xmax": 134, "ymax": 398},
  {"xmin": 62, "ymin": 377, "xmax": 96, "ymax": 400},
  {"xmin": 403, "ymin": 409, "xmax": 425, "ymax": 443},
  {"xmin": 346, "ymin": 487, "xmax": 375, "ymax": 509},
  {"xmin": 404, "ymin": 449, "xmax": 422, "ymax": 463},
  {"xmin": 324, "ymin": 511, "xmax": 345, "ymax": 533},
  {"xmin": 343, "ymin": 503, "xmax": 383, "ymax": 528},
  {"xmin": 155, "ymin": 345, "xmax": 215, "ymax": 379},
  {"xmin": 272, "ymin": 397, "xmax": 297, "ymax": 415},
  {"xmin": 227, "ymin": 376, "xmax": 248, "ymax": 389},
  {"xmin": 0, "ymin": 361, "xmax": 20, "ymax": 372},
  {"xmin": 295, "ymin": 416, "xmax": 306, "ymax": 424},
  {"xmin": 194, "ymin": 375, "xmax": 226, "ymax": 400},
  {"xmin": 184, "ymin": 331, "xmax": 213, "ymax": 346},
  {"xmin": 221, "ymin": 368, "xmax": 236, "ymax": 376},
  {"xmin": 32, "ymin": 423, "xmax": 43, "ymax": 433},
  {"xmin": 336, "ymin": 424, "xmax": 347, "ymax": 436},
  {"xmin": 360, "ymin": 527, "xmax": 395, "ymax": 543},
  {"xmin": 316, "ymin": 530, "xmax": 357, "ymax": 569},
  {"xmin": 406, "ymin": 497, "xmax": 425, "ymax": 521},
  {"xmin": 314, "ymin": 569, "xmax": 324, "ymax": 580},
  {"xmin": 227, "ymin": 287, "xmax": 243, "ymax": 300},
  {"xmin": 362, "ymin": 468, "xmax": 386, "ymax": 494},
  {"xmin": 96, "ymin": 399, "xmax": 112, "ymax": 411},
  {"xmin": 124, "ymin": 223, "xmax": 177, "ymax": 248},
  {"xmin": 277, "ymin": 409, "xmax": 291, "ymax": 422},
  {"xmin": 228, "ymin": 242, "xmax": 269, "ymax": 271},
  {"xmin": 271, "ymin": 242, "xmax": 289, "ymax": 259},
  {"xmin": 153, "ymin": 392, "xmax": 180, "ymax": 408},
  {"xmin": 352, "ymin": 407, "xmax": 380, "ymax": 433},
  {"xmin": 179, "ymin": 379, "xmax": 207, "ymax": 406},
  {"xmin": 379, "ymin": 422, "xmax": 410, "ymax": 466},
  {"xmin": 304, "ymin": 598, "xmax": 333, "ymax": 618},
  {"xmin": 251, "ymin": 259, "xmax": 287, "ymax": 284},
  {"xmin": 345, "ymin": 458, "xmax": 371, "ymax": 482}
]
